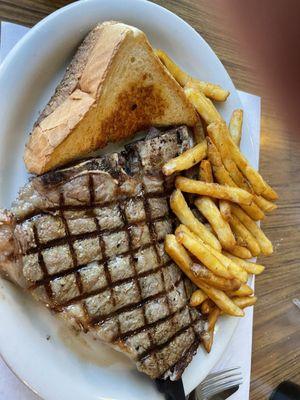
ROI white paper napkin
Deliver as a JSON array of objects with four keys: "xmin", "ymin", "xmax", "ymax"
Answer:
[{"xmin": 0, "ymin": 21, "xmax": 260, "ymax": 400}]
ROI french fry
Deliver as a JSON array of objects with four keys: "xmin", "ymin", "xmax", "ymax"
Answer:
[
  {"xmin": 208, "ymin": 122, "xmax": 252, "ymax": 191},
  {"xmin": 184, "ymin": 87, "xmax": 222, "ymax": 124},
  {"xmin": 229, "ymin": 245, "xmax": 252, "ymax": 259},
  {"xmin": 185, "ymin": 79, "xmax": 229, "ymax": 102},
  {"xmin": 207, "ymin": 138, "xmax": 265, "ymax": 221},
  {"xmin": 253, "ymin": 195, "xmax": 277, "ymax": 212},
  {"xmin": 201, "ymin": 299, "xmax": 213, "ymax": 314},
  {"xmin": 175, "ymin": 227, "xmax": 231, "ymax": 278},
  {"xmin": 206, "ymin": 136, "xmax": 225, "ymax": 167},
  {"xmin": 234, "ymin": 234, "xmax": 248, "ymax": 247},
  {"xmin": 199, "ymin": 158, "xmax": 221, "ymax": 228},
  {"xmin": 203, "ymin": 307, "xmax": 221, "ymax": 353},
  {"xmin": 262, "ymin": 186, "xmax": 278, "ymax": 202},
  {"xmin": 193, "ymin": 120, "xmax": 206, "ymax": 143},
  {"xmin": 170, "ymin": 189, "xmax": 221, "ymax": 251},
  {"xmin": 194, "ymin": 197, "xmax": 236, "ymax": 250},
  {"xmin": 155, "ymin": 50, "xmax": 230, "ymax": 101},
  {"xmin": 164, "ymin": 234, "xmax": 233, "ymax": 302},
  {"xmin": 229, "ymin": 109, "xmax": 243, "ymax": 147},
  {"xmin": 207, "ymin": 307, "xmax": 221, "ymax": 331},
  {"xmin": 209, "ymin": 121, "xmax": 278, "ymax": 199},
  {"xmin": 191, "ymin": 263, "xmax": 241, "ymax": 291},
  {"xmin": 165, "ymin": 234, "xmax": 193, "ymax": 269},
  {"xmin": 232, "ymin": 296, "xmax": 257, "ymax": 309},
  {"xmin": 179, "ymin": 225, "xmax": 248, "ymax": 283},
  {"xmin": 227, "ymin": 283, "xmax": 254, "ymax": 297},
  {"xmin": 155, "ymin": 49, "xmax": 190, "ymax": 86},
  {"xmin": 199, "ymin": 159, "xmax": 214, "ymax": 183},
  {"xmin": 176, "ymin": 177, "xmax": 253, "ymax": 205},
  {"xmin": 190, "ymin": 289, "xmax": 208, "ymax": 307},
  {"xmin": 162, "ymin": 140, "xmax": 207, "ymax": 176},
  {"xmin": 231, "ymin": 205, "xmax": 273, "ymax": 255},
  {"xmin": 229, "ymin": 215, "xmax": 261, "ymax": 256},
  {"xmin": 219, "ymin": 200, "xmax": 231, "ymax": 221},
  {"xmin": 224, "ymin": 252, "xmax": 265, "ymax": 275},
  {"xmin": 202, "ymin": 329, "xmax": 213, "ymax": 352},
  {"xmin": 196, "ymin": 281, "xmax": 244, "ymax": 317},
  {"xmin": 167, "ymin": 232, "xmax": 246, "ymax": 317},
  {"xmin": 225, "ymin": 257, "xmax": 248, "ymax": 284}
]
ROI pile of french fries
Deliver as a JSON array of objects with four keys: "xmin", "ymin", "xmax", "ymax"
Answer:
[{"xmin": 156, "ymin": 49, "xmax": 278, "ymax": 353}]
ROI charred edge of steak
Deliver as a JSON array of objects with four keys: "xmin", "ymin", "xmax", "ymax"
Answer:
[
  {"xmin": 38, "ymin": 125, "xmax": 192, "ymax": 187},
  {"xmin": 163, "ymin": 340, "xmax": 199, "ymax": 381}
]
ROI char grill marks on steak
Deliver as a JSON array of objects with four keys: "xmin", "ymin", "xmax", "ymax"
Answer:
[{"xmin": 0, "ymin": 126, "xmax": 205, "ymax": 380}]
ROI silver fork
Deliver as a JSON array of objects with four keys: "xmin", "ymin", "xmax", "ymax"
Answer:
[{"xmin": 188, "ymin": 366, "xmax": 243, "ymax": 400}]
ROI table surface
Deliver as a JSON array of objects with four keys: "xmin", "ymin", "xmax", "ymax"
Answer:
[{"xmin": 0, "ymin": 1, "xmax": 299, "ymax": 399}]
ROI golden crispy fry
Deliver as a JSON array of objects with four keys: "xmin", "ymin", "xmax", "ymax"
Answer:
[
  {"xmin": 225, "ymin": 258, "xmax": 248, "ymax": 284},
  {"xmin": 199, "ymin": 159, "xmax": 214, "ymax": 183},
  {"xmin": 229, "ymin": 245, "xmax": 252, "ymax": 259},
  {"xmin": 162, "ymin": 141, "xmax": 207, "ymax": 176},
  {"xmin": 155, "ymin": 49, "xmax": 190, "ymax": 86},
  {"xmin": 219, "ymin": 200, "xmax": 231, "ymax": 221},
  {"xmin": 176, "ymin": 176, "xmax": 253, "ymax": 205},
  {"xmin": 232, "ymin": 296, "xmax": 257, "ymax": 309},
  {"xmin": 185, "ymin": 79, "xmax": 229, "ymax": 102},
  {"xmin": 170, "ymin": 189, "xmax": 221, "ymax": 251},
  {"xmin": 229, "ymin": 215, "xmax": 261, "ymax": 256},
  {"xmin": 184, "ymin": 87, "xmax": 222, "ymax": 124},
  {"xmin": 229, "ymin": 109, "xmax": 243, "ymax": 147},
  {"xmin": 190, "ymin": 289, "xmax": 208, "ymax": 307},
  {"xmin": 209, "ymin": 121, "xmax": 278, "ymax": 199},
  {"xmin": 202, "ymin": 333, "xmax": 212, "ymax": 353},
  {"xmin": 224, "ymin": 252, "xmax": 265, "ymax": 274},
  {"xmin": 207, "ymin": 248, "xmax": 249, "ymax": 283},
  {"xmin": 231, "ymin": 205, "xmax": 273, "ymax": 255},
  {"xmin": 165, "ymin": 234, "xmax": 193, "ymax": 268},
  {"xmin": 206, "ymin": 136, "xmax": 224, "ymax": 167},
  {"xmin": 203, "ymin": 307, "xmax": 221, "ymax": 353},
  {"xmin": 191, "ymin": 263, "xmax": 241, "ymax": 291},
  {"xmin": 253, "ymin": 195, "xmax": 277, "ymax": 213},
  {"xmin": 193, "ymin": 120, "xmax": 206, "ymax": 143},
  {"xmin": 202, "ymin": 331, "xmax": 213, "ymax": 352},
  {"xmin": 207, "ymin": 138, "xmax": 265, "ymax": 221},
  {"xmin": 227, "ymin": 245, "xmax": 251, "ymax": 258},
  {"xmin": 234, "ymin": 234, "xmax": 247, "ymax": 247},
  {"xmin": 208, "ymin": 307, "xmax": 221, "ymax": 331},
  {"xmin": 179, "ymin": 225, "xmax": 248, "ymax": 283},
  {"xmin": 155, "ymin": 50, "xmax": 230, "ymax": 101},
  {"xmin": 195, "ymin": 197, "xmax": 236, "ymax": 250},
  {"xmin": 199, "ymin": 158, "xmax": 220, "ymax": 226},
  {"xmin": 262, "ymin": 186, "xmax": 278, "ymax": 201},
  {"xmin": 207, "ymin": 122, "xmax": 252, "ymax": 191},
  {"xmin": 175, "ymin": 226, "xmax": 231, "ymax": 278},
  {"xmin": 196, "ymin": 281, "xmax": 244, "ymax": 317},
  {"xmin": 201, "ymin": 299, "xmax": 213, "ymax": 314},
  {"xmin": 164, "ymin": 236, "xmax": 245, "ymax": 318},
  {"xmin": 227, "ymin": 283, "xmax": 254, "ymax": 297}
]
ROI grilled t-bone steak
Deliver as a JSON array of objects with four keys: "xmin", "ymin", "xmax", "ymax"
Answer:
[{"xmin": 0, "ymin": 126, "xmax": 205, "ymax": 380}]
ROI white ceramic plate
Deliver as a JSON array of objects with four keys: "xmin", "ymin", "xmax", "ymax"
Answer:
[{"xmin": 0, "ymin": 1, "xmax": 257, "ymax": 399}]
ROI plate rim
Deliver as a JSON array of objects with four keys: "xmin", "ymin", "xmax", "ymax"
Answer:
[{"xmin": 0, "ymin": 0, "xmax": 251, "ymax": 398}]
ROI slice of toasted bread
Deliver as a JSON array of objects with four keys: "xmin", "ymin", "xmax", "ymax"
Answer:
[{"xmin": 24, "ymin": 21, "xmax": 198, "ymax": 175}]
